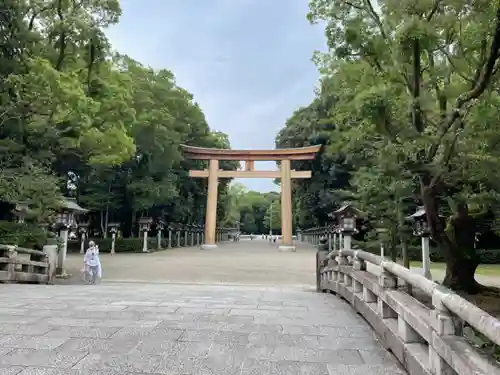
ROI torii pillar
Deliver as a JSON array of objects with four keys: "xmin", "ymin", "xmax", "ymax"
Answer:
[{"xmin": 182, "ymin": 144, "xmax": 321, "ymax": 251}]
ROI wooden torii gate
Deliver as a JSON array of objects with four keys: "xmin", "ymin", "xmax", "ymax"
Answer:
[{"xmin": 182, "ymin": 144, "xmax": 321, "ymax": 251}]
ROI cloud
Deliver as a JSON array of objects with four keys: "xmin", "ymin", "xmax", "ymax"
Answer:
[{"xmin": 106, "ymin": 0, "xmax": 326, "ymax": 192}]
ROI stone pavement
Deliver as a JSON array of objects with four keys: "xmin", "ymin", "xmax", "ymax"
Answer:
[
  {"xmin": 0, "ymin": 240, "xmax": 406, "ymax": 374},
  {"xmin": 0, "ymin": 283, "xmax": 406, "ymax": 375}
]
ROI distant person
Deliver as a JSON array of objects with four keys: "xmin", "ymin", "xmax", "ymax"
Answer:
[{"xmin": 83, "ymin": 240, "xmax": 102, "ymax": 284}]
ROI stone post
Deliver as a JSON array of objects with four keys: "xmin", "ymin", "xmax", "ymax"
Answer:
[
  {"xmin": 176, "ymin": 228, "xmax": 181, "ymax": 247},
  {"xmin": 157, "ymin": 221, "xmax": 164, "ymax": 250},
  {"xmin": 421, "ymin": 235, "xmax": 432, "ymax": 280},
  {"xmin": 111, "ymin": 232, "xmax": 116, "ymax": 254},
  {"xmin": 138, "ymin": 217, "xmax": 152, "ymax": 253},
  {"xmin": 78, "ymin": 222, "xmax": 89, "ymax": 254},
  {"xmin": 43, "ymin": 244, "xmax": 58, "ymax": 284},
  {"xmin": 184, "ymin": 228, "xmax": 188, "ymax": 247},
  {"xmin": 108, "ymin": 223, "xmax": 119, "ymax": 255},
  {"xmin": 57, "ymin": 225, "xmax": 70, "ymax": 277},
  {"xmin": 168, "ymin": 227, "xmax": 172, "ymax": 248}
]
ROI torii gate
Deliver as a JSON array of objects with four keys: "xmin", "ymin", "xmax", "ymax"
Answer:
[{"xmin": 181, "ymin": 144, "xmax": 321, "ymax": 251}]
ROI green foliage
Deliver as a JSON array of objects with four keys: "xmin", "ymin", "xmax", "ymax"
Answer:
[
  {"xmin": 279, "ymin": 0, "xmax": 500, "ymax": 290},
  {"xmin": 0, "ymin": 221, "xmax": 47, "ymax": 249},
  {"xmin": 219, "ymin": 184, "xmax": 281, "ymax": 234},
  {"xmin": 0, "ymin": 0, "xmax": 235, "ymax": 233}
]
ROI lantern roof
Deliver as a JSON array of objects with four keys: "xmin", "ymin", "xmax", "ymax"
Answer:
[
  {"xmin": 60, "ymin": 197, "xmax": 88, "ymax": 214},
  {"xmin": 12, "ymin": 201, "xmax": 35, "ymax": 216},
  {"xmin": 329, "ymin": 204, "xmax": 363, "ymax": 219},
  {"xmin": 406, "ymin": 206, "xmax": 445, "ymax": 221}
]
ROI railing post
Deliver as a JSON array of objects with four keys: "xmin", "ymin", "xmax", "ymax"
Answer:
[
  {"xmin": 377, "ymin": 262, "xmax": 398, "ymax": 318},
  {"xmin": 429, "ymin": 286, "xmax": 456, "ymax": 375},
  {"xmin": 316, "ymin": 237, "xmax": 329, "ymax": 292}
]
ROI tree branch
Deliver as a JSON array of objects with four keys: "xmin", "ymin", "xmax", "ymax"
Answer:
[
  {"xmin": 411, "ymin": 39, "xmax": 423, "ymax": 133},
  {"xmin": 426, "ymin": 0, "xmax": 442, "ymax": 21},
  {"xmin": 427, "ymin": 4, "xmax": 500, "ymax": 163}
]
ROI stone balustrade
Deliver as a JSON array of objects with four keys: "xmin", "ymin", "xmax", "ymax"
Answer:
[
  {"xmin": 317, "ymin": 245, "xmax": 500, "ymax": 375},
  {"xmin": 163, "ymin": 224, "xmax": 231, "ymax": 248},
  {"xmin": 0, "ymin": 244, "xmax": 53, "ymax": 284}
]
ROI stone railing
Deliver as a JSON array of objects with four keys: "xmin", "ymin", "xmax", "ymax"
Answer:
[
  {"xmin": 0, "ymin": 244, "xmax": 53, "ymax": 284},
  {"xmin": 317, "ymin": 246, "xmax": 500, "ymax": 375},
  {"xmin": 299, "ymin": 225, "xmax": 340, "ymax": 249},
  {"xmin": 163, "ymin": 225, "xmax": 231, "ymax": 248}
]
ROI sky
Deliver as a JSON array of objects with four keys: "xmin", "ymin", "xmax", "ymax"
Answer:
[{"xmin": 106, "ymin": 0, "xmax": 326, "ymax": 192}]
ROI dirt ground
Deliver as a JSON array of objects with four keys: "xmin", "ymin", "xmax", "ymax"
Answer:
[{"xmin": 64, "ymin": 239, "xmax": 317, "ymax": 287}]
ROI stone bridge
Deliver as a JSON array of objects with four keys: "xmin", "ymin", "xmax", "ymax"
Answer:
[{"xmin": 0, "ymin": 238, "xmax": 496, "ymax": 374}]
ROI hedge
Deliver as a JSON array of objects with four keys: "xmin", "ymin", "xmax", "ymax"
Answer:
[
  {"xmin": 0, "ymin": 221, "xmax": 47, "ymax": 249},
  {"xmin": 67, "ymin": 236, "xmax": 195, "ymax": 253}
]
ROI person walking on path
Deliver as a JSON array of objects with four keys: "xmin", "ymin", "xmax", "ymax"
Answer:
[{"xmin": 84, "ymin": 240, "xmax": 102, "ymax": 284}]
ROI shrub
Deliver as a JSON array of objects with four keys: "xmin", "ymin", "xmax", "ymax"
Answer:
[
  {"xmin": 67, "ymin": 237, "xmax": 175, "ymax": 253},
  {"xmin": 0, "ymin": 221, "xmax": 47, "ymax": 249}
]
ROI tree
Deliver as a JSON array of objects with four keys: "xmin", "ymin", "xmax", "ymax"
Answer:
[
  {"xmin": 264, "ymin": 194, "xmax": 281, "ymax": 233},
  {"xmin": 0, "ymin": 0, "xmax": 235, "ymax": 236},
  {"xmin": 307, "ymin": 0, "xmax": 500, "ymax": 292}
]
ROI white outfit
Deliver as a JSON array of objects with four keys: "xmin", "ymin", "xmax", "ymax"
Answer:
[{"xmin": 84, "ymin": 246, "xmax": 102, "ymax": 283}]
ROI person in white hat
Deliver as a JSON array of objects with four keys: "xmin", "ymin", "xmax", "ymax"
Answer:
[{"xmin": 83, "ymin": 240, "xmax": 102, "ymax": 284}]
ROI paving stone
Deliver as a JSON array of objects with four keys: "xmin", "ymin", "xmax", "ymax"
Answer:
[
  {"xmin": 0, "ymin": 325, "xmax": 51, "ymax": 336},
  {"xmin": 110, "ymin": 327, "xmax": 184, "ymax": 340},
  {"xmin": 179, "ymin": 329, "xmax": 249, "ymax": 345},
  {"xmin": 317, "ymin": 336, "xmax": 382, "ymax": 351},
  {"xmin": 0, "ymin": 349, "xmax": 87, "ymax": 368},
  {"xmin": 175, "ymin": 307, "xmax": 231, "ymax": 315},
  {"xmin": 248, "ymin": 332, "xmax": 319, "ymax": 348},
  {"xmin": 55, "ymin": 337, "xmax": 141, "ymax": 353},
  {"xmin": 0, "ymin": 335, "xmax": 68, "ymax": 350},
  {"xmin": 220, "ymin": 323, "xmax": 283, "ymax": 334},
  {"xmin": 124, "ymin": 306, "xmax": 179, "ymax": 314},
  {"xmin": 154, "ymin": 356, "xmax": 243, "ymax": 375},
  {"xmin": 131, "ymin": 339, "xmax": 212, "ymax": 356},
  {"xmin": 0, "ymin": 271, "xmax": 404, "ymax": 375},
  {"xmin": 72, "ymin": 353, "xmax": 164, "ymax": 373},
  {"xmin": 267, "ymin": 346, "xmax": 365, "ymax": 364},
  {"xmin": 358, "ymin": 349, "xmax": 399, "ymax": 364},
  {"xmin": 327, "ymin": 364, "xmax": 407, "ymax": 375},
  {"xmin": 44, "ymin": 327, "xmax": 119, "ymax": 339},
  {"xmin": 0, "ymin": 367, "xmax": 24, "ymax": 375},
  {"xmin": 195, "ymin": 314, "xmax": 255, "ymax": 324},
  {"xmin": 40, "ymin": 318, "xmax": 160, "ymax": 329},
  {"xmin": 0, "ymin": 316, "xmax": 41, "ymax": 325},
  {"xmin": 241, "ymin": 359, "xmax": 330, "ymax": 375}
]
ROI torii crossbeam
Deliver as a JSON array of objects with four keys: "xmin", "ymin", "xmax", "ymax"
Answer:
[{"xmin": 182, "ymin": 144, "xmax": 321, "ymax": 251}]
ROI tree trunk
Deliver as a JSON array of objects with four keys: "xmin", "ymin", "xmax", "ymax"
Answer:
[{"xmin": 420, "ymin": 179, "xmax": 481, "ymax": 294}]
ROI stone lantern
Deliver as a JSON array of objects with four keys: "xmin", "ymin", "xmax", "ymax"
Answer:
[
  {"xmin": 12, "ymin": 201, "xmax": 32, "ymax": 224},
  {"xmin": 167, "ymin": 223, "xmax": 174, "ymax": 248},
  {"xmin": 108, "ymin": 222, "xmax": 120, "ymax": 254},
  {"xmin": 330, "ymin": 204, "xmax": 362, "ymax": 253},
  {"xmin": 156, "ymin": 220, "xmax": 165, "ymax": 249},
  {"xmin": 183, "ymin": 224, "xmax": 189, "ymax": 247},
  {"xmin": 78, "ymin": 222, "xmax": 89, "ymax": 254},
  {"xmin": 55, "ymin": 197, "xmax": 88, "ymax": 278},
  {"xmin": 138, "ymin": 217, "xmax": 153, "ymax": 253},
  {"xmin": 406, "ymin": 206, "xmax": 433, "ymax": 280},
  {"xmin": 193, "ymin": 224, "xmax": 200, "ymax": 246},
  {"xmin": 176, "ymin": 224, "xmax": 182, "ymax": 247}
]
